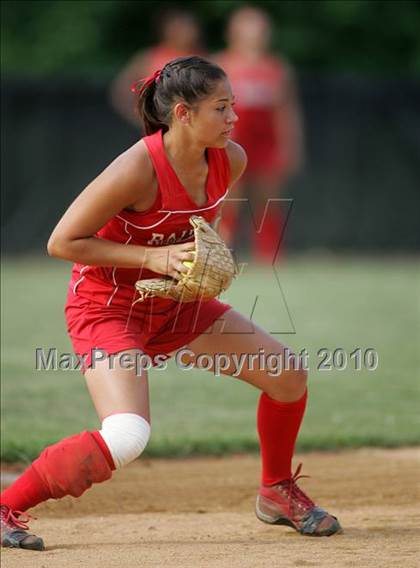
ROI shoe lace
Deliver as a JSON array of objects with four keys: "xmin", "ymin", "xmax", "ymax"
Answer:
[
  {"xmin": 0, "ymin": 505, "xmax": 34, "ymax": 530},
  {"xmin": 280, "ymin": 463, "xmax": 315, "ymax": 518}
]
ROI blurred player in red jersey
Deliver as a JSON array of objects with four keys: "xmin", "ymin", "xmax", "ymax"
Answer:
[
  {"xmin": 214, "ymin": 6, "xmax": 304, "ymax": 263},
  {"xmin": 111, "ymin": 8, "xmax": 204, "ymax": 127},
  {"xmin": 0, "ymin": 56, "xmax": 340, "ymax": 551}
]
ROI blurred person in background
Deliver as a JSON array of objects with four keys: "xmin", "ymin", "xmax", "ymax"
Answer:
[
  {"xmin": 110, "ymin": 8, "xmax": 204, "ymax": 127},
  {"xmin": 214, "ymin": 6, "xmax": 304, "ymax": 263}
]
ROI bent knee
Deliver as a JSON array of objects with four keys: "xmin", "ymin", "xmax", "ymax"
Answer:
[
  {"xmin": 99, "ymin": 413, "xmax": 151, "ymax": 469},
  {"xmin": 285, "ymin": 364, "xmax": 308, "ymax": 388},
  {"xmin": 277, "ymin": 354, "xmax": 308, "ymax": 383},
  {"xmin": 267, "ymin": 363, "xmax": 308, "ymax": 401},
  {"xmin": 295, "ymin": 365, "xmax": 308, "ymax": 383}
]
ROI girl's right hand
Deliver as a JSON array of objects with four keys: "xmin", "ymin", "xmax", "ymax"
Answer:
[{"xmin": 145, "ymin": 242, "xmax": 196, "ymax": 280}]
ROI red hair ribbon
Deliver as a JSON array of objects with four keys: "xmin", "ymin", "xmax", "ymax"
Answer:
[{"xmin": 131, "ymin": 69, "xmax": 162, "ymax": 95}]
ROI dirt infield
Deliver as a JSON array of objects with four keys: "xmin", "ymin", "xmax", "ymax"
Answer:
[{"xmin": 1, "ymin": 448, "xmax": 419, "ymax": 568}]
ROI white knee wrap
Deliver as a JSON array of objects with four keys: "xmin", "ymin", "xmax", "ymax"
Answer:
[{"xmin": 99, "ymin": 413, "xmax": 151, "ymax": 469}]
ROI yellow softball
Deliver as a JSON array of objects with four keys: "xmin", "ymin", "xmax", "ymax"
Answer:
[{"xmin": 183, "ymin": 260, "xmax": 194, "ymax": 269}]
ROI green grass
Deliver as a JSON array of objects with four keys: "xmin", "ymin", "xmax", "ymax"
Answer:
[{"xmin": 1, "ymin": 255, "xmax": 419, "ymax": 462}]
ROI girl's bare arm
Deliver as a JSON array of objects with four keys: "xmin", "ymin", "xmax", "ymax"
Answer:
[{"xmin": 47, "ymin": 142, "xmax": 194, "ymax": 276}]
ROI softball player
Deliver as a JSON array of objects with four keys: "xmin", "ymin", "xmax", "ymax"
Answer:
[
  {"xmin": 110, "ymin": 8, "xmax": 204, "ymax": 127},
  {"xmin": 0, "ymin": 56, "xmax": 341, "ymax": 551},
  {"xmin": 214, "ymin": 6, "xmax": 303, "ymax": 263}
]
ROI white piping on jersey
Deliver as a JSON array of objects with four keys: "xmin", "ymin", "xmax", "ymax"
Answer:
[
  {"xmin": 158, "ymin": 190, "xmax": 228, "ymax": 214},
  {"xmin": 115, "ymin": 212, "xmax": 172, "ymax": 230},
  {"xmin": 106, "ymin": 282, "xmax": 120, "ymax": 307},
  {"xmin": 114, "ymin": 189, "xmax": 228, "ymax": 230},
  {"xmin": 106, "ymin": 221, "xmax": 132, "ymax": 306},
  {"xmin": 73, "ymin": 265, "xmax": 90, "ymax": 295},
  {"xmin": 74, "ymin": 186, "xmax": 228, "ymax": 301}
]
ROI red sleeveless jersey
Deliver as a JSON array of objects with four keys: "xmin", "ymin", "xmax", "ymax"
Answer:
[
  {"xmin": 215, "ymin": 52, "xmax": 286, "ymax": 175},
  {"xmin": 69, "ymin": 130, "xmax": 231, "ymax": 311}
]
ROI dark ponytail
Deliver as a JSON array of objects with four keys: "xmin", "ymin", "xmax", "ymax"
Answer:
[{"xmin": 134, "ymin": 56, "xmax": 227, "ymax": 135}]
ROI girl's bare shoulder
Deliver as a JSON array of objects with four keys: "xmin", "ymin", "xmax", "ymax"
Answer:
[
  {"xmin": 225, "ymin": 140, "xmax": 248, "ymax": 186},
  {"xmin": 108, "ymin": 139, "xmax": 154, "ymax": 189}
]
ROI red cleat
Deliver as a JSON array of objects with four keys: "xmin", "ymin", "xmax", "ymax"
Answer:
[
  {"xmin": 0, "ymin": 505, "xmax": 44, "ymax": 550},
  {"xmin": 256, "ymin": 464, "xmax": 342, "ymax": 537}
]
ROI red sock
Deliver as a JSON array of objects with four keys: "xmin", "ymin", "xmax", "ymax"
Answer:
[
  {"xmin": 91, "ymin": 431, "xmax": 115, "ymax": 470},
  {"xmin": 0, "ymin": 431, "xmax": 115, "ymax": 512},
  {"xmin": 257, "ymin": 389, "xmax": 308, "ymax": 486},
  {"xmin": 0, "ymin": 464, "xmax": 50, "ymax": 512},
  {"xmin": 253, "ymin": 209, "xmax": 285, "ymax": 264}
]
